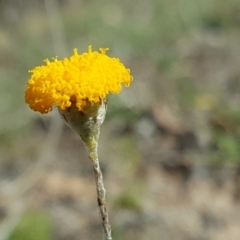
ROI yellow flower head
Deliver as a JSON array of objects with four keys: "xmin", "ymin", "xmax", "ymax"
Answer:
[{"xmin": 25, "ymin": 46, "xmax": 133, "ymax": 114}]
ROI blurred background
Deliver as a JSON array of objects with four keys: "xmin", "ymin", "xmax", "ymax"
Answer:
[{"xmin": 1, "ymin": 0, "xmax": 240, "ymax": 239}]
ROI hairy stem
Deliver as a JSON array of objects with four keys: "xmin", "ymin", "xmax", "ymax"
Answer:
[
  {"xmin": 58, "ymin": 101, "xmax": 111, "ymax": 238},
  {"xmin": 85, "ymin": 132, "xmax": 112, "ymax": 240}
]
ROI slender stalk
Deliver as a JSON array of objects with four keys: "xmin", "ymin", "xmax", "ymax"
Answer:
[
  {"xmin": 58, "ymin": 101, "xmax": 112, "ymax": 239},
  {"xmin": 85, "ymin": 132, "xmax": 112, "ymax": 240}
]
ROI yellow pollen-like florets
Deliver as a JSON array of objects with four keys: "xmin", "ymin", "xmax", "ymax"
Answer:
[{"xmin": 25, "ymin": 46, "xmax": 133, "ymax": 114}]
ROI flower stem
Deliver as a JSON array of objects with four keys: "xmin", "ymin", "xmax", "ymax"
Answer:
[
  {"xmin": 85, "ymin": 131, "xmax": 112, "ymax": 240},
  {"xmin": 58, "ymin": 101, "xmax": 112, "ymax": 239}
]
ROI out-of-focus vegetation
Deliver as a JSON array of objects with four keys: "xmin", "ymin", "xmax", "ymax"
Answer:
[
  {"xmin": 1, "ymin": 0, "xmax": 240, "ymax": 239},
  {"xmin": 9, "ymin": 211, "xmax": 50, "ymax": 240}
]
